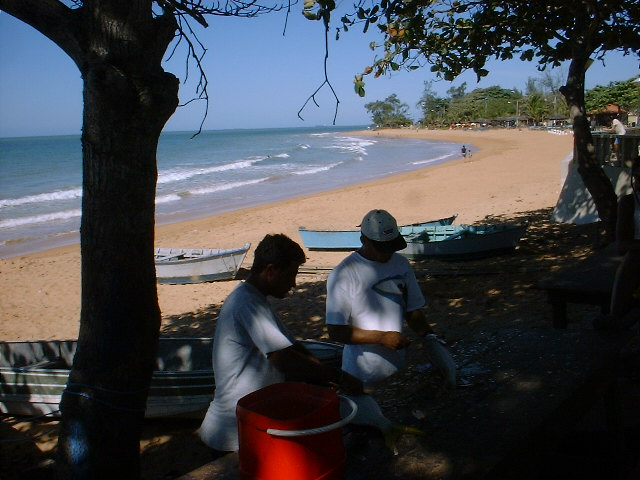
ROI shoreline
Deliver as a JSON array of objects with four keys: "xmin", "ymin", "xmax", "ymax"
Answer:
[
  {"xmin": 0, "ymin": 128, "xmax": 574, "ymax": 340},
  {"xmin": 1, "ymin": 129, "xmax": 461, "ymax": 260}
]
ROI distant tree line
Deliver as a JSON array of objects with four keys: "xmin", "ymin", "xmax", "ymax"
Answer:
[{"xmin": 366, "ymin": 75, "xmax": 638, "ymax": 128}]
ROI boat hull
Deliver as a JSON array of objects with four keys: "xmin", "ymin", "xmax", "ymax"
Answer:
[
  {"xmin": 155, "ymin": 243, "xmax": 250, "ymax": 284},
  {"xmin": 298, "ymin": 215, "xmax": 458, "ymax": 251},
  {"xmin": 401, "ymin": 223, "xmax": 528, "ymax": 260},
  {"xmin": 0, "ymin": 338, "xmax": 342, "ymax": 418}
]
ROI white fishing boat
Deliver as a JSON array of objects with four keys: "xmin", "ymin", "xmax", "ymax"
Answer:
[
  {"xmin": 155, "ymin": 243, "xmax": 250, "ymax": 284},
  {"xmin": 0, "ymin": 338, "xmax": 343, "ymax": 418}
]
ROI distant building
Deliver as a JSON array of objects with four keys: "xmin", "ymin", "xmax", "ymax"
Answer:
[
  {"xmin": 544, "ymin": 114, "xmax": 571, "ymax": 128},
  {"xmin": 588, "ymin": 104, "xmax": 629, "ymax": 127}
]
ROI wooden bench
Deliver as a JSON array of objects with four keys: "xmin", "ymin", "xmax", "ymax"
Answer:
[{"xmin": 535, "ymin": 245, "xmax": 622, "ymax": 328}]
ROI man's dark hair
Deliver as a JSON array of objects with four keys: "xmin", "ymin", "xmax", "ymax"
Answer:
[{"xmin": 251, "ymin": 234, "xmax": 306, "ymax": 273}]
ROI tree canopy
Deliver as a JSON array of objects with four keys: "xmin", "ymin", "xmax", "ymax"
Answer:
[
  {"xmin": 0, "ymin": 1, "xmax": 290, "ymax": 477},
  {"xmin": 365, "ymin": 93, "xmax": 413, "ymax": 126},
  {"xmin": 312, "ymin": 0, "xmax": 639, "ymax": 239},
  {"xmin": 321, "ymin": 0, "xmax": 640, "ymax": 93},
  {"xmin": 585, "ymin": 77, "xmax": 640, "ymax": 113}
]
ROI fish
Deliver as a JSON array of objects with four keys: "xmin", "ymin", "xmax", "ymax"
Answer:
[{"xmin": 423, "ymin": 334, "xmax": 457, "ymax": 389}]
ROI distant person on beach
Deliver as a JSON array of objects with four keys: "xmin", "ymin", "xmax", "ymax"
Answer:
[
  {"xmin": 461, "ymin": 145, "xmax": 467, "ymax": 158},
  {"xmin": 199, "ymin": 233, "xmax": 362, "ymax": 457},
  {"xmin": 608, "ymin": 116, "xmax": 627, "ymax": 159},
  {"xmin": 611, "ymin": 116, "xmax": 627, "ymax": 136},
  {"xmin": 596, "ymin": 157, "xmax": 640, "ymax": 331},
  {"xmin": 325, "ymin": 210, "xmax": 455, "ymax": 449}
]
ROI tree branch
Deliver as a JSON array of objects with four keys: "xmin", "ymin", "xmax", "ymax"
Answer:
[
  {"xmin": 0, "ymin": 0, "xmax": 85, "ymax": 64},
  {"xmin": 298, "ymin": 12, "xmax": 340, "ymax": 123}
]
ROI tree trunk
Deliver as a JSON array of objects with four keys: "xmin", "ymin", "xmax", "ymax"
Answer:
[
  {"xmin": 51, "ymin": 7, "xmax": 180, "ymax": 479},
  {"xmin": 560, "ymin": 55, "xmax": 618, "ymax": 244}
]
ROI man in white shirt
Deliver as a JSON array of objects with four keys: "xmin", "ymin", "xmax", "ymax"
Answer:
[
  {"xmin": 199, "ymin": 233, "xmax": 362, "ymax": 456},
  {"xmin": 609, "ymin": 116, "xmax": 627, "ymax": 159},
  {"xmin": 325, "ymin": 209, "xmax": 434, "ymax": 386},
  {"xmin": 611, "ymin": 117, "xmax": 627, "ymax": 136}
]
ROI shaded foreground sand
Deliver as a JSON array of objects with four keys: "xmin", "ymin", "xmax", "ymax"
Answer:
[
  {"xmin": 6, "ymin": 127, "xmax": 610, "ymax": 480},
  {"xmin": 0, "ymin": 128, "xmax": 573, "ymax": 340}
]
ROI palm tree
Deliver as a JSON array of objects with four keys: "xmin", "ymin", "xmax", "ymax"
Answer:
[{"xmin": 525, "ymin": 93, "xmax": 550, "ymax": 126}]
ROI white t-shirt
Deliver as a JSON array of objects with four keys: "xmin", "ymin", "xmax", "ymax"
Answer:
[
  {"xmin": 326, "ymin": 251, "xmax": 425, "ymax": 385},
  {"xmin": 199, "ymin": 282, "xmax": 294, "ymax": 451},
  {"xmin": 612, "ymin": 118, "xmax": 626, "ymax": 135}
]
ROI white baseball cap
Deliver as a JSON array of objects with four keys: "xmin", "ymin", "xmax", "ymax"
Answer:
[{"xmin": 360, "ymin": 209, "xmax": 407, "ymax": 252}]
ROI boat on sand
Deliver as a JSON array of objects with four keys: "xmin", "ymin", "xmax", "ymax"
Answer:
[
  {"xmin": 401, "ymin": 223, "xmax": 529, "ymax": 260},
  {"xmin": 154, "ymin": 243, "xmax": 250, "ymax": 284},
  {"xmin": 298, "ymin": 215, "xmax": 458, "ymax": 251},
  {"xmin": 0, "ymin": 338, "xmax": 343, "ymax": 418}
]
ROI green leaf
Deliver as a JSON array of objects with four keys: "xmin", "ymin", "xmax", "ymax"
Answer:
[{"xmin": 302, "ymin": 10, "xmax": 318, "ymax": 20}]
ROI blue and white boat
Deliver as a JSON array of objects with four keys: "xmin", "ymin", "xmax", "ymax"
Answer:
[
  {"xmin": 298, "ymin": 215, "xmax": 458, "ymax": 251},
  {"xmin": 401, "ymin": 223, "xmax": 529, "ymax": 260}
]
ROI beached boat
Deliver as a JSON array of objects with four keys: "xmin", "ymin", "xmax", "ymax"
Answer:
[
  {"xmin": 400, "ymin": 223, "xmax": 529, "ymax": 260},
  {"xmin": 298, "ymin": 215, "xmax": 458, "ymax": 251},
  {"xmin": 0, "ymin": 338, "xmax": 343, "ymax": 418},
  {"xmin": 155, "ymin": 243, "xmax": 250, "ymax": 284}
]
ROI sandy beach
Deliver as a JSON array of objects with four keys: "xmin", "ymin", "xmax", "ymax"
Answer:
[
  {"xmin": 0, "ymin": 128, "xmax": 573, "ymax": 341},
  {"xmin": 8, "ymin": 127, "xmax": 613, "ymax": 479}
]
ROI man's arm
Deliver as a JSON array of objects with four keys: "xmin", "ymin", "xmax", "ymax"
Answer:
[
  {"xmin": 404, "ymin": 309, "xmax": 434, "ymax": 337},
  {"xmin": 327, "ymin": 324, "xmax": 411, "ymax": 350},
  {"xmin": 267, "ymin": 343, "xmax": 363, "ymax": 394}
]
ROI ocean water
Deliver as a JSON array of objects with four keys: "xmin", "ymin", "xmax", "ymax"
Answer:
[{"xmin": 0, "ymin": 126, "xmax": 461, "ymax": 258}]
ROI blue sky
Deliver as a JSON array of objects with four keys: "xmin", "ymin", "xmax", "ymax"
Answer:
[{"xmin": 1, "ymin": 8, "xmax": 638, "ymax": 138}]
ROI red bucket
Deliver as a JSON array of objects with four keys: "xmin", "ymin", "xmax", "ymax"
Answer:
[{"xmin": 236, "ymin": 382, "xmax": 357, "ymax": 480}]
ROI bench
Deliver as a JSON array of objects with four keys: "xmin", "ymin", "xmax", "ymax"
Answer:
[{"xmin": 535, "ymin": 245, "xmax": 622, "ymax": 328}]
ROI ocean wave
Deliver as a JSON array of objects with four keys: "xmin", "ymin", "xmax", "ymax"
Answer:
[
  {"xmin": 0, "ymin": 209, "xmax": 81, "ymax": 229},
  {"xmin": 158, "ymin": 158, "xmax": 264, "ymax": 184},
  {"xmin": 0, "ymin": 188, "xmax": 82, "ymax": 208},
  {"xmin": 293, "ymin": 162, "xmax": 342, "ymax": 175},
  {"xmin": 155, "ymin": 193, "xmax": 182, "ymax": 205},
  {"xmin": 411, "ymin": 153, "xmax": 457, "ymax": 165},
  {"xmin": 324, "ymin": 136, "xmax": 375, "ymax": 156},
  {"xmin": 188, "ymin": 177, "xmax": 270, "ymax": 196}
]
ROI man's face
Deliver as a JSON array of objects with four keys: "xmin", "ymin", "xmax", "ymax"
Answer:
[
  {"xmin": 267, "ymin": 262, "xmax": 301, "ymax": 299},
  {"xmin": 368, "ymin": 244, "xmax": 395, "ymax": 263}
]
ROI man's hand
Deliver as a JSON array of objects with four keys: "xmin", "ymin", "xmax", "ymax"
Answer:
[{"xmin": 379, "ymin": 331, "xmax": 411, "ymax": 350}]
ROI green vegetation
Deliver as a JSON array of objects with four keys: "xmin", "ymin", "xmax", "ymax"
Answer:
[
  {"xmin": 365, "ymin": 93, "xmax": 413, "ymax": 127},
  {"xmin": 586, "ymin": 77, "xmax": 639, "ymax": 113},
  {"xmin": 367, "ymin": 73, "xmax": 635, "ymax": 127},
  {"xmin": 308, "ymin": 0, "xmax": 639, "ymax": 239}
]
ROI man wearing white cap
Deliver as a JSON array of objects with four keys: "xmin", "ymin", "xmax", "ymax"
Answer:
[
  {"xmin": 324, "ymin": 209, "xmax": 447, "ymax": 451},
  {"xmin": 325, "ymin": 209, "xmax": 434, "ymax": 387}
]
